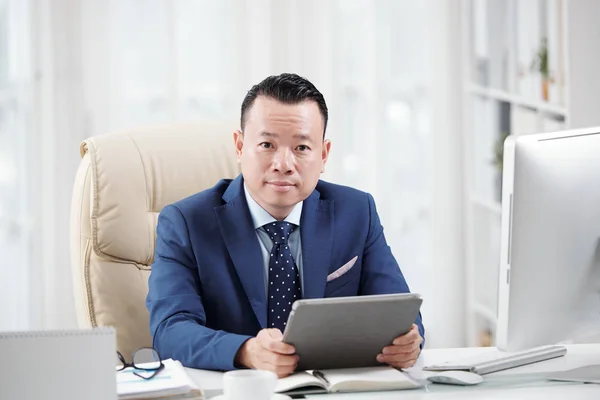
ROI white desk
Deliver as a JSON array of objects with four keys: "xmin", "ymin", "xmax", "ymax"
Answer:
[{"xmin": 185, "ymin": 345, "xmax": 600, "ymax": 399}]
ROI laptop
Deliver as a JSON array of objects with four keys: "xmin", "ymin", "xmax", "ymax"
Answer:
[{"xmin": 0, "ymin": 327, "xmax": 116, "ymax": 400}]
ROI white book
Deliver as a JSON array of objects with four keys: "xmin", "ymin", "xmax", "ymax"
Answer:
[
  {"xmin": 471, "ymin": 96, "xmax": 498, "ymax": 201},
  {"xmin": 541, "ymin": 115, "xmax": 565, "ymax": 133},
  {"xmin": 510, "ymin": 106, "xmax": 538, "ymax": 136},
  {"xmin": 275, "ymin": 366, "xmax": 422, "ymax": 395},
  {"xmin": 516, "ymin": 1, "xmax": 541, "ymax": 101},
  {"xmin": 472, "ymin": 0, "xmax": 489, "ymax": 85},
  {"xmin": 546, "ymin": 0, "xmax": 562, "ymax": 104},
  {"xmin": 117, "ymin": 359, "xmax": 203, "ymax": 400},
  {"xmin": 486, "ymin": 0, "xmax": 509, "ymax": 89}
]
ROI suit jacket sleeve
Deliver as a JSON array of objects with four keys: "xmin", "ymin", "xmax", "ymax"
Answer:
[
  {"xmin": 146, "ymin": 205, "xmax": 252, "ymax": 370},
  {"xmin": 359, "ymin": 193, "xmax": 426, "ymax": 346}
]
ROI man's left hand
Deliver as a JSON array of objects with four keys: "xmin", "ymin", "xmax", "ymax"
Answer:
[{"xmin": 377, "ymin": 324, "xmax": 423, "ymax": 369}]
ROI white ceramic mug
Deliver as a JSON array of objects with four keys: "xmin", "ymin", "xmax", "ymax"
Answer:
[{"xmin": 223, "ymin": 369, "xmax": 277, "ymax": 400}]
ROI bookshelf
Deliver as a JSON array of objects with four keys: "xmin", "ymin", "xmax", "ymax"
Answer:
[{"xmin": 462, "ymin": 0, "xmax": 600, "ymax": 347}]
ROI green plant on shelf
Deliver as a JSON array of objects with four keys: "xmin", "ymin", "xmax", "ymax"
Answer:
[
  {"xmin": 530, "ymin": 38, "xmax": 553, "ymax": 101},
  {"xmin": 530, "ymin": 38, "xmax": 549, "ymax": 78},
  {"xmin": 492, "ymin": 131, "xmax": 510, "ymax": 173}
]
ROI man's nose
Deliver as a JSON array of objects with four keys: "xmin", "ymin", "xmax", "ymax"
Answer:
[{"xmin": 272, "ymin": 148, "xmax": 294, "ymax": 173}]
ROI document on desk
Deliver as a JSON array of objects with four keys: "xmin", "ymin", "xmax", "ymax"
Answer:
[
  {"xmin": 275, "ymin": 366, "xmax": 422, "ymax": 395},
  {"xmin": 117, "ymin": 359, "xmax": 203, "ymax": 400}
]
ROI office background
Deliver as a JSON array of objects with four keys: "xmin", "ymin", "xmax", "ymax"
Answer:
[{"xmin": 1, "ymin": 0, "xmax": 595, "ymax": 349}]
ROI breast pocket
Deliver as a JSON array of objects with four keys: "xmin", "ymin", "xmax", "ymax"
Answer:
[{"xmin": 324, "ymin": 258, "xmax": 361, "ymax": 298}]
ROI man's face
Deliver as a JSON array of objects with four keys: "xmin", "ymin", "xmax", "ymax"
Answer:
[{"xmin": 234, "ymin": 96, "xmax": 331, "ymax": 219}]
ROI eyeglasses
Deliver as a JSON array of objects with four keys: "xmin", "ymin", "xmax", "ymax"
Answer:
[{"xmin": 116, "ymin": 347, "xmax": 164, "ymax": 380}]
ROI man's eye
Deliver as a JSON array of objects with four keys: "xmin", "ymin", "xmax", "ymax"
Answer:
[
  {"xmin": 296, "ymin": 145, "xmax": 310, "ymax": 151},
  {"xmin": 260, "ymin": 142, "xmax": 273, "ymax": 149}
]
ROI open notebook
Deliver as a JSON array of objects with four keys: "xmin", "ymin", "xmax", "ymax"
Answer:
[{"xmin": 275, "ymin": 366, "xmax": 422, "ymax": 395}]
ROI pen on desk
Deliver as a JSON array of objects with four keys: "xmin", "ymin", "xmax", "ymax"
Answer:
[{"xmin": 313, "ymin": 370, "xmax": 330, "ymax": 385}]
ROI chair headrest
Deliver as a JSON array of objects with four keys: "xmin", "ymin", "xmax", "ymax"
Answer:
[{"xmin": 81, "ymin": 122, "xmax": 239, "ymax": 265}]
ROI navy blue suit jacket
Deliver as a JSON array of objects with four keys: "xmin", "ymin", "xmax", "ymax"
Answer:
[{"xmin": 146, "ymin": 175, "xmax": 424, "ymax": 371}]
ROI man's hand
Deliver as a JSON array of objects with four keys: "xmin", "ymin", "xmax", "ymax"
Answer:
[
  {"xmin": 377, "ymin": 324, "xmax": 423, "ymax": 369},
  {"xmin": 235, "ymin": 328, "xmax": 298, "ymax": 378}
]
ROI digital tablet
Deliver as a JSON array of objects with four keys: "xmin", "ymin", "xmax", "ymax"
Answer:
[{"xmin": 282, "ymin": 293, "xmax": 422, "ymax": 370}]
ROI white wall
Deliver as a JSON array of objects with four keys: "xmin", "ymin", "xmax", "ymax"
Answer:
[
  {"xmin": 0, "ymin": 0, "xmax": 466, "ymax": 347},
  {"xmin": 426, "ymin": 0, "xmax": 466, "ymax": 348}
]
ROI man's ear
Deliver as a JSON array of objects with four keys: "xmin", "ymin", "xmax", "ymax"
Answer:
[
  {"xmin": 233, "ymin": 130, "xmax": 244, "ymax": 162},
  {"xmin": 321, "ymin": 139, "xmax": 331, "ymax": 173}
]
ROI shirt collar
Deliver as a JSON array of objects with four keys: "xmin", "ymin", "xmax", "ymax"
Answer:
[{"xmin": 244, "ymin": 183, "xmax": 303, "ymax": 229}]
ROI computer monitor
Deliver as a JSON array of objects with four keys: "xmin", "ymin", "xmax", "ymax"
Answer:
[{"xmin": 496, "ymin": 127, "xmax": 600, "ymax": 352}]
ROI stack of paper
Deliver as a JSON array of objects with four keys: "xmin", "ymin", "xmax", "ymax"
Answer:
[{"xmin": 117, "ymin": 359, "xmax": 203, "ymax": 400}]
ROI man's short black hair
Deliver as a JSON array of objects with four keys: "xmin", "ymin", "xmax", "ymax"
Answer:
[{"xmin": 240, "ymin": 73, "xmax": 328, "ymax": 137}]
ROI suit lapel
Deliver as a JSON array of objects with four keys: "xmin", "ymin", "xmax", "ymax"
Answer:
[
  {"xmin": 215, "ymin": 176, "xmax": 267, "ymax": 328},
  {"xmin": 300, "ymin": 189, "xmax": 334, "ymax": 299}
]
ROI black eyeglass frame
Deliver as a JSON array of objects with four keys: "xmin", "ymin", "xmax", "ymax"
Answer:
[{"xmin": 117, "ymin": 347, "xmax": 165, "ymax": 380}]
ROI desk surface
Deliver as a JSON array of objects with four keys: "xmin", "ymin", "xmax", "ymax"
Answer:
[{"xmin": 185, "ymin": 345, "xmax": 600, "ymax": 399}]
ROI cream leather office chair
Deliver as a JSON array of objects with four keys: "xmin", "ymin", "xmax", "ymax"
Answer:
[{"xmin": 70, "ymin": 122, "xmax": 239, "ymax": 357}]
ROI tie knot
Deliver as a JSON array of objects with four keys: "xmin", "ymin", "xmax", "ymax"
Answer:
[{"xmin": 264, "ymin": 221, "xmax": 296, "ymax": 245}]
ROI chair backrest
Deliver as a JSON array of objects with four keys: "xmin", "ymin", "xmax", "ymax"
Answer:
[{"xmin": 70, "ymin": 122, "xmax": 239, "ymax": 357}]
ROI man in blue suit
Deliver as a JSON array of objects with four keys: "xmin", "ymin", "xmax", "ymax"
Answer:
[{"xmin": 147, "ymin": 73, "xmax": 424, "ymax": 377}]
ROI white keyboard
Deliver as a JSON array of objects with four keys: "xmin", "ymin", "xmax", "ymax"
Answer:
[{"xmin": 423, "ymin": 346, "xmax": 567, "ymax": 375}]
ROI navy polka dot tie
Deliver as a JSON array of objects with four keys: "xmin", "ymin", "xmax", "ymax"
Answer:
[{"xmin": 264, "ymin": 221, "xmax": 301, "ymax": 332}]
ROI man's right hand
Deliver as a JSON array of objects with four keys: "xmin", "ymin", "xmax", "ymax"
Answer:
[{"xmin": 235, "ymin": 328, "xmax": 298, "ymax": 378}]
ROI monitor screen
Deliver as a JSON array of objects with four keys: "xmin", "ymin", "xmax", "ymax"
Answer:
[{"xmin": 496, "ymin": 127, "xmax": 600, "ymax": 351}]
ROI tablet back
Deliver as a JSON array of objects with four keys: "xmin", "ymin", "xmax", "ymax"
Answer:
[{"xmin": 282, "ymin": 293, "xmax": 422, "ymax": 370}]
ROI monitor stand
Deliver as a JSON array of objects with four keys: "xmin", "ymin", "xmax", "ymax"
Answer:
[{"xmin": 547, "ymin": 365, "xmax": 600, "ymax": 384}]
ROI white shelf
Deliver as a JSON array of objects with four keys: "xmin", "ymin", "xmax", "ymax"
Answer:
[
  {"xmin": 470, "ymin": 194, "xmax": 502, "ymax": 216},
  {"xmin": 468, "ymin": 84, "xmax": 567, "ymax": 117},
  {"xmin": 463, "ymin": 0, "xmax": 600, "ymax": 347}
]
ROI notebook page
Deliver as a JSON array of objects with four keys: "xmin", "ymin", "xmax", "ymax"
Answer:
[
  {"xmin": 320, "ymin": 366, "xmax": 422, "ymax": 392},
  {"xmin": 276, "ymin": 371, "xmax": 327, "ymax": 393}
]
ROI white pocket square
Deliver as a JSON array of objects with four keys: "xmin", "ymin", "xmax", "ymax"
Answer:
[{"xmin": 327, "ymin": 256, "xmax": 358, "ymax": 282}]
